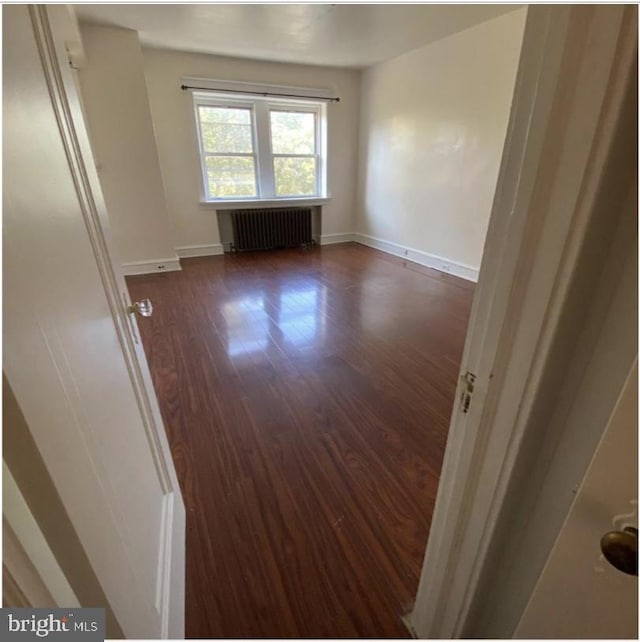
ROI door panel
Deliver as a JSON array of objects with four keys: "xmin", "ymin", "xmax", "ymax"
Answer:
[
  {"xmin": 515, "ymin": 361, "xmax": 638, "ymax": 638},
  {"xmin": 3, "ymin": 5, "xmax": 184, "ymax": 638}
]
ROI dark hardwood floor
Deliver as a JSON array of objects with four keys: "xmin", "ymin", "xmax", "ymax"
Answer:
[{"xmin": 126, "ymin": 243, "xmax": 474, "ymax": 638}]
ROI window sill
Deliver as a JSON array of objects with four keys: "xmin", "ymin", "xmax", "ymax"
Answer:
[{"xmin": 199, "ymin": 196, "xmax": 331, "ymax": 211}]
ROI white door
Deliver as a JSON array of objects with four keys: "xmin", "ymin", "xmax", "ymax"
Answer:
[
  {"xmin": 3, "ymin": 5, "xmax": 185, "ymax": 638},
  {"xmin": 516, "ymin": 360, "xmax": 638, "ymax": 639}
]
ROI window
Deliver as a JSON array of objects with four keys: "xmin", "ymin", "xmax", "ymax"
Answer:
[
  {"xmin": 194, "ymin": 93, "xmax": 326, "ymax": 202},
  {"xmin": 270, "ymin": 110, "xmax": 317, "ymax": 197},
  {"xmin": 197, "ymin": 105, "xmax": 257, "ymax": 199}
]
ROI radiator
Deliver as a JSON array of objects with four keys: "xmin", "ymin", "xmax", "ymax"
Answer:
[{"xmin": 231, "ymin": 207, "xmax": 313, "ymax": 252}]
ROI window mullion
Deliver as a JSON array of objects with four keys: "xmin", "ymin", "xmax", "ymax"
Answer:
[
  {"xmin": 318, "ymin": 104, "xmax": 326, "ymax": 197},
  {"xmin": 254, "ymin": 102, "xmax": 275, "ymax": 198},
  {"xmin": 272, "ymin": 154, "xmax": 316, "ymax": 159},
  {"xmin": 206, "ymin": 152, "xmax": 256, "ymax": 158}
]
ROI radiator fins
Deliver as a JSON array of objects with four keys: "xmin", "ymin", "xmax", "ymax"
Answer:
[{"xmin": 231, "ymin": 208, "xmax": 313, "ymax": 252}]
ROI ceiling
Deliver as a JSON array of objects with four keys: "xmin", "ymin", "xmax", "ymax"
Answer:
[{"xmin": 75, "ymin": 4, "xmax": 521, "ymax": 69}]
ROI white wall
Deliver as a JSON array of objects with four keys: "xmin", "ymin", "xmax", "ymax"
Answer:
[
  {"xmin": 77, "ymin": 25, "xmax": 179, "ymax": 269},
  {"xmin": 141, "ymin": 48, "xmax": 361, "ymax": 251},
  {"xmin": 77, "ymin": 14, "xmax": 523, "ymax": 269},
  {"xmin": 356, "ymin": 10, "xmax": 526, "ymax": 279}
]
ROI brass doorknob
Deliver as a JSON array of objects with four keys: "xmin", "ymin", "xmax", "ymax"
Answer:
[
  {"xmin": 127, "ymin": 298, "xmax": 153, "ymax": 318},
  {"xmin": 600, "ymin": 526, "xmax": 638, "ymax": 576}
]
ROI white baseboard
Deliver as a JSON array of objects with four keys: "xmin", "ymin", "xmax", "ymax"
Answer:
[
  {"xmin": 353, "ymin": 233, "xmax": 479, "ymax": 282},
  {"xmin": 121, "ymin": 257, "xmax": 182, "ymax": 276},
  {"xmin": 120, "ymin": 238, "xmax": 478, "ymax": 282},
  {"xmin": 320, "ymin": 233, "xmax": 356, "ymax": 245},
  {"xmin": 176, "ymin": 244, "xmax": 224, "ymax": 258}
]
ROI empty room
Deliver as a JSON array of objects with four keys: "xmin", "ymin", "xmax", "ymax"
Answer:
[
  {"xmin": 4, "ymin": 3, "xmax": 637, "ymax": 640},
  {"xmin": 77, "ymin": 4, "xmax": 523, "ymax": 636}
]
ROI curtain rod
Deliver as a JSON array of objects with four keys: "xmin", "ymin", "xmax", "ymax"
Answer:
[{"xmin": 180, "ymin": 84, "xmax": 340, "ymax": 102}]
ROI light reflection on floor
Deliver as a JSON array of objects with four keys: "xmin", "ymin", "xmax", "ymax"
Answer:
[
  {"xmin": 222, "ymin": 295, "xmax": 269, "ymax": 357},
  {"xmin": 221, "ymin": 281, "xmax": 326, "ymax": 360}
]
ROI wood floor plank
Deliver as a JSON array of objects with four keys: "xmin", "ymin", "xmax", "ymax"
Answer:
[{"xmin": 127, "ymin": 243, "xmax": 474, "ymax": 638}]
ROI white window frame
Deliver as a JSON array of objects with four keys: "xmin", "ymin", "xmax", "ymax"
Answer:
[
  {"xmin": 193, "ymin": 92, "xmax": 327, "ymax": 203},
  {"xmin": 193, "ymin": 98, "xmax": 260, "ymax": 200}
]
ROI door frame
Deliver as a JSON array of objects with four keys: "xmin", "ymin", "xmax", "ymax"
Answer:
[
  {"xmin": 22, "ymin": 6, "xmax": 186, "ymax": 638},
  {"xmin": 3, "ymin": 462, "xmax": 80, "ymax": 609},
  {"xmin": 410, "ymin": 5, "xmax": 637, "ymax": 637}
]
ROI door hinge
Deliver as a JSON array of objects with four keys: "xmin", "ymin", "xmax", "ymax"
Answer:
[{"xmin": 460, "ymin": 370, "xmax": 476, "ymax": 414}]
